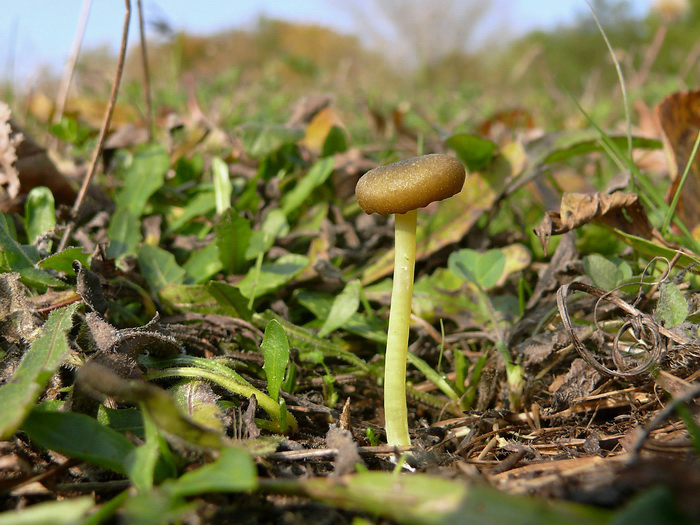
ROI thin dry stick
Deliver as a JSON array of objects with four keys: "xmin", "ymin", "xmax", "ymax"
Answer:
[
  {"xmin": 58, "ymin": 0, "xmax": 131, "ymax": 252},
  {"xmin": 136, "ymin": 0, "xmax": 153, "ymax": 141},
  {"xmin": 51, "ymin": 0, "xmax": 93, "ymax": 145}
]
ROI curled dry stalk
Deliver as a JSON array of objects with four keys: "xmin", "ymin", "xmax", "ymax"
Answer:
[
  {"xmin": 556, "ymin": 271, "xmax": 691, "ymax": 379},
  {"xmin": 58, "ymin": 0, "xmax": 131, "ymax": 252}
]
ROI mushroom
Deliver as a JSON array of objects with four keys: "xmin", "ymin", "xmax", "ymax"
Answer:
[{"xmin": 355, "ymin": 153, "xmax": 466, "ymax": 446}]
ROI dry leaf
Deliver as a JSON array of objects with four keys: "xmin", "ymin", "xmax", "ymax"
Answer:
[
  {"xmin": 534, "ymin": 191, "xmax": 660, "ymax": 254},
  {"xmin": 657, "ymin": 89, "xmax": 700, "ymax": 233},
  {"xmin": 0, "ymin": 102, "xmax": 22, "ymax": 200},
  {"xmin": 302, "ymin": 105, "xmax": 345, "ymax": 153},
  {"xmin": 1, "ymin": 119, "xmax": 78, "ymax": 212}
]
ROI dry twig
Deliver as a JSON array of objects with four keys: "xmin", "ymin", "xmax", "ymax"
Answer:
[{"xmin": 58, "ymin": 0, "xmax": 131, "ymax": 251}]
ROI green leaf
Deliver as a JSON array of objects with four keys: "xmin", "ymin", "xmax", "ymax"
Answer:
[
  {"xmin": 293, "ymin": 471, "xmax": 611, "ymax": 525},
  {"xmin": 107, "ymin": 208, "xmax": 142, "ymax": 259},
  {"xmin": 261, "ymin": 320, "xmax": 290, "ymax": 403},
  {"xmin": 126, "ymin": 410, "xmax": 161, "ymax": 492},
  {"xmin": 583, "ymin": 254, "xmax": 623, "ymax": 290},
  {"xmin": 49, "ymin": 115, "xmax": 79, "ymax": 143},
  {"xmin": 158, "ymin": 284, "xmax": 225, "ymax": 315},
  {"xmin": 114, "ymin": 143, "xmax": 169, "ymax": 217},
  {"xmin": 137, "ymin": 245, "xmax": 186, "ymax": 293},
  {"xmin": 167, "ymin": 447, "xmax": 257, "ymax": 497},
  {"xmin": 184, "ymin": 242, "xmax": 223, "ymax": 283},
  {"xmin": 166, "ymin": 189, "xmax": 217, "ymax": 234},
  {"xmin": 321, "ymin": 125, "xmax": 348, "ymax": 157},
  {"xmin": 215, "ymin": 209, "xmax": 252, "ymax": 274},
  {"xmin": 258, "ymin": 313, "xmax": 370, "ymax": 371},
  {"xmin": 21, "ymin": 409, "xmax": 136, "ymax": 475},
  {"xmin": 24, "ymin": 186, "xmax": 55, "ymax": 244},
  {"xmin": 246, "ymin": 209, "xmax": 289, "ymax": 260},
  {"xmin": 281, "ymin": 157, "xmax": 335, "ymax": 216},
  {"xmin": 445, "ymin": 133, "xmax": 498, "ymax": 172},
  {"xmin": 98, "ymin": 406, "xmax": 145, "ymax": 438},
  {"xmin": 143, "ymin": 355, "xmax": 297, "ymax": 432},
  {"xmin": 207, "ymin": 281, "xmax": 252, "ymax": 321},
  {"xmin": 0, "ymin": 219, "xmax": 64, "ymax": 287},
  {"xmin": 170, "ymin": 380, "xmax": 225, "ymax": 432},
  {"xmin": 0, "ymin": 216, "xmax": 41, "ymax": 271},
  {"xmin": 0, "ymin": 497, "xmax": 94, "ymax": 525},
  {"xmin": 236, "ymin": 123, "xmax": 303, "ymax": 158},
  {"xmin": 212, "ymin": 156, "xmax": 233, "ymax": 215},
  {"xmin": 614, "ymin": 230, "xmax": 700, "ymax": 268},
  {"xmin": 37, "ymin": 247, "xmax": 90, "ymax": 275},
  {"xmin": 542, "ymin": 135, "xmax": 662, "ymax": 164},
  {"xmin": 0, "ymin": 303, "xmax": 78, "ymax": 439},
  {"xmin": 0, "ymin": 211, "xmax": 17, "ymax": 240},
  {"xmin": 407, "ymin": 352, "xmax": 460, "ymax": 404},
  {"xmin": 655, "ymin": 282, "xmax": 688, "ymax": 328},
  {"xmin": 83, "ymin": 363, "xmax": 231, "ymax": 449},
  {"xmin": 448, "ymin": 249, "xmax": 506, "ymax": 290},
  {"xmin": 318, "ymin": 279, "xmax": 361, "ymax": 337},
  {"xmin": 295, "ymin": 290, "xmax": 387, "ymax": 343},
  {"xmin": 238, "ymin": 254, "xmax": 309, "ymax": 299}
]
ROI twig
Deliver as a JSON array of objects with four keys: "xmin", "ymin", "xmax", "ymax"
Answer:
[
  {"xmin": 267, "ymin": 445, "xmax": 413, "ymax": 461},
  {"xmin": 136, "ymin": 0, "xmax": 153, "ymax": 141},
  {"xmin": 58, "ymin": 0, "xmax": 131, "ymax": 252},
  {"xmin": 51, "ymin": 0, "xmax": 92, "ymax": 149},
  {"xmin": 628, "ymin": 383, "xmax": 700, "ymax": 464}
]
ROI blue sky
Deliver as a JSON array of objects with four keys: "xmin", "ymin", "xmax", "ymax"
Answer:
[{"xmin": 1, "ymin": 0, "xmax": 652, "ymax": 81}]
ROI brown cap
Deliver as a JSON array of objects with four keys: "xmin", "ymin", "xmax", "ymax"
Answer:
[{"xmin": 355, "ymin": 154, "xmax": 466, "ymax": 215}]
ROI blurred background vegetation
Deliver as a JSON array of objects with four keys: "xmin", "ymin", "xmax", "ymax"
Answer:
[{"xmin": 1, "ymin": 0, "xmax": 698, "ymax": 147}]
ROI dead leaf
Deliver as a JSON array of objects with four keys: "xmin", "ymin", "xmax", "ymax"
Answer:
[
  {"xmin": 534, "ymin": 191, "xmax": 661, "ymax": 254},
  {"xmin": 2, "ymin": 119, "xmax": 77, "ymax": 211},
  {"xmin": 301, "ymin": 106, "xmax": 345, "ymax": 154},
  {"xmin": 657, "ymin": 90, "xmax": 700, "ymax": 233},
  {"xmin": 326, "ymin": 424, "xmax": 363, "ymax": 476},
  {"xmin": 0, "ymin": 103, "xmax": 22, "ymax": 201},
  {"xmin": 286, "ymin": 94, "xmax": 333, "ymax": 128}
]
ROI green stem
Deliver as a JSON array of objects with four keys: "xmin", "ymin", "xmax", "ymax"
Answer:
[{"xmin": 384, "ymin": 210, "xmax": 417, "ymax": 447}]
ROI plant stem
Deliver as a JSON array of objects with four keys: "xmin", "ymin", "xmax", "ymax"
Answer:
[{"xmin": 384, "ymin": 209, "xmax": 417, "ymax": 447}]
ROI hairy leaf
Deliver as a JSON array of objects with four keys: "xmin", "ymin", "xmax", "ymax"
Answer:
[{"xmin": 0, "ymin": 303, "xmax": 78, "ymax": 439}]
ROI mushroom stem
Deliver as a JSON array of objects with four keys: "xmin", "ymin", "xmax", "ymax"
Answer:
[{"xmin": 384, "ymin": 209, "xmax": 417, "ymax": 447}]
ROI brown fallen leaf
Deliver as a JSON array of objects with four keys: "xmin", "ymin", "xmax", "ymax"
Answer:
[
  {"xmin": 534, "ymin": 191, "xmax": 662, "ymax": 254},
  {"xmin": 302, "ymin": 105, "xmax": 346, "ymax": 154},
  {"xmin": 0, "ymin": 118, "xmax": 77, "ymax": 212},
  {"xmin": 0, "ymin": 103, "xmax": 22, "ymax": 201},
  {"xmin": 657, "ymin": 89, "xmax": 700, "ymax": 233}
]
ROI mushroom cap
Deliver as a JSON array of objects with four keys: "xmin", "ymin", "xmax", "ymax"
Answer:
[{"xmin": 355, "ymin": 154, "xmax": 466, "ymax": 215}]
